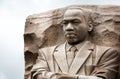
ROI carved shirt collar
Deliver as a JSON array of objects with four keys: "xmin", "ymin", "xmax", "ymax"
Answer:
[{"xmin": 65, "ymin": 41, "xmax": 86, "ymax": 52}]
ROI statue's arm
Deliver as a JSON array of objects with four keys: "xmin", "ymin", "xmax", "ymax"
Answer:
[
  {"xmin": 31, "ymin": 48, "xmax": 119, "ymax": 79},
  {"xmin": 91, "ymin": 48, "xmax": 119, "ymax": 79},
  {"xmin": 31, "ymin": 49, "xmax": 49, "ymax": 79},
  {"xmin": 59, "ymin": 48, "xmax": 119, "ymax": 79},
  {"xmin": 31, "ymin": 49, "xmax": 57, "ymax": 79},
  {"xmin": 31, "ymin": 49, "xmax": 77, "ymax": 79}
]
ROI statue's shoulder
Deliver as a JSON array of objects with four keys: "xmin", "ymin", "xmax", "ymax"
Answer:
[
  {"xmin": 95, "ymin": 44, "xmax": 117, "ymax": 56},
  {"xmin": 93, "ymin": 44, "xmax": 118, "ymax": 65},
  {"xmin": 95, "ymin": 44, "xmax": 111, "ymax": 51},
  {"xmin": 38, "ymin": 43, "xmax": 64, "ymax": 54},
  {"xmin": 39, "ymin": 46, "xmax": 56, "ymax": 52}
]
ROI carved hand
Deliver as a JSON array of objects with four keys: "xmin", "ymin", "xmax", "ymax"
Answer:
[{"xmin": 57, "ymin": 74, "xmax": 78, "ymax": 79}]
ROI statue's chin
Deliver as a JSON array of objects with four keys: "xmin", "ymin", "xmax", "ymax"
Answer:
[{"xmin": 67, "ymin": 38, "xmax": 80, "ymax": 45}]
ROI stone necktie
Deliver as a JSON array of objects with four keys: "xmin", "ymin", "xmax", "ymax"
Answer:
[{"xmin": 67, "ymin": 46, "xmax": 77, "ymax": 67}]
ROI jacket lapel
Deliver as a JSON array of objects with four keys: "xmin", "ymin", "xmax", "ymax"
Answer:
[
  {"xmin": 54, "ymin": 43, "xmax": 68, "ymax": 73},
  {"xmin": 41, "ymin": 46, "xmax": 57, "ymax": 72},
  {"xmin": 69, "ymin": 41, "xmax": 94, "ymax": 74}
]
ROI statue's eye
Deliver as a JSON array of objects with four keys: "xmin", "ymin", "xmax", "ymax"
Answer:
[
  {"xmin": 62, "ymin": 21, "xmax": 68, "ymax": 25},
  {"xmin": 73, "ymin": 20, "xmax": 81, "ymax": 24}
]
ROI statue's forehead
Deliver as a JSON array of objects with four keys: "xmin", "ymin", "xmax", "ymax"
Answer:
[{"xmin": 63, "ymin": 9, "xmax": 84, "ymax": 20}]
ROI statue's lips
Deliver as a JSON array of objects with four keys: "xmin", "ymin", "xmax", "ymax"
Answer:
[
  {"xmin": 65, "ymin": 33, "xmax": 77, "ymax": 38},
  {"xmin": 65, "ymin": 32, "xmax": 76, "ymax": 35}
]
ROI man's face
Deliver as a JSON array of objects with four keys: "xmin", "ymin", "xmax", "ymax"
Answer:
[{"xmin": 63, "ymin": 9, "xmax": 90, "ymax": 45}]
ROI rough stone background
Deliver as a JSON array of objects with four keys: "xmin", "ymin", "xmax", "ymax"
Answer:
[{"xmin": 24, "ymin": 5, "xmax": 120, "ymax": 79}]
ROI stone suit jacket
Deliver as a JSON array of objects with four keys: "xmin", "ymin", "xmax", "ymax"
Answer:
[{"xmin": 31, "ymin": 41, "xmax": 119, "ymax": 79}]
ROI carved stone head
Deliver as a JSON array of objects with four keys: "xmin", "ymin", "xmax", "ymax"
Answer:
[{"xmin": 62, "ymin": 7, "xmax": 93, "ymax": 45}]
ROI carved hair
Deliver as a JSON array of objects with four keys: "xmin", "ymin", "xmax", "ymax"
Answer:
[{"xmin": 64, "ymin": 6, "xmax": 92, "ymax": 25}]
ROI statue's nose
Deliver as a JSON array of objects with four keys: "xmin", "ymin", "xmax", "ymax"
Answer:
[{"xmin": 66, "ymin": 23, "xmax": 74, "ymax": 31}]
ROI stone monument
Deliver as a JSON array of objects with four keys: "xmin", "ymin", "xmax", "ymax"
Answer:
[{"xmin": 24, "ymin": 5, "xmax": 120, "ymax": 79}]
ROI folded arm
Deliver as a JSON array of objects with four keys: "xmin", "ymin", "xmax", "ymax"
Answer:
[
  {"xmin": 31, "ymin": 48, "xmax": 119, "ymax": 79},
  {"xmin": 91, "ymin": 48, "xmax": 119, "ymax": 79}
]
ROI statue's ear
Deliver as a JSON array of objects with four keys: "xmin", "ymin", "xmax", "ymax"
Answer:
[{"xmin": 88, "ymin": 20, "xmax": 93, "ymax": 32}]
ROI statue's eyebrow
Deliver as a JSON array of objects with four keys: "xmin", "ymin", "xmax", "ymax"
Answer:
[{"xmin": 63, "ymin": 19, "xmax": 82, "ymax": 22}]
